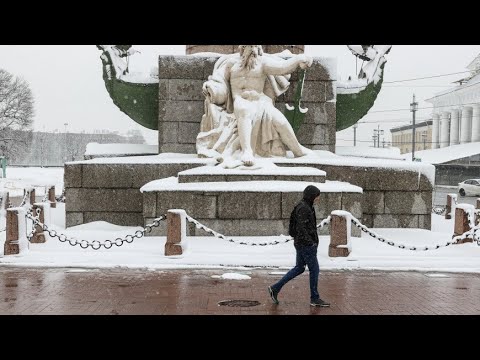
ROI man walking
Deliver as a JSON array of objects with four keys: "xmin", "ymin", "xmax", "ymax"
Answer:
[{"xmin": 268, "ymin": 185, "xmax": 330, "ymax": 307}]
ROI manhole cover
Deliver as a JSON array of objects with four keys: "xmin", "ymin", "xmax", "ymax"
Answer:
[{"xmin": 218, "ymin": 300, "xmax": 261, "ymax": 307}]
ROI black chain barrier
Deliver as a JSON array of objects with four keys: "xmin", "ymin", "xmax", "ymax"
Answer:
[
  {"xmin": 26, "ymin": 208, "xmax": 41, "ymax": 241},
  {"xmin": 349, "ymin": 213, "xmax": 480, "ymax": 250},
  {"xmin": 184, "ymin": 214, "xmax": 332, "ymax": 246},
  {"xmin": 55, "ymin": 188, "xmax": 65, "ymax": 203},
  {"xmin": 25, "ymin": 213, "xmax": 167, "ymax": 250}
]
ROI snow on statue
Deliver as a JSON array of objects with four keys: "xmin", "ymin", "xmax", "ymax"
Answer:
[{"xmin": 196, "ymin": 45, "xmax": 313, "ymax": 168}]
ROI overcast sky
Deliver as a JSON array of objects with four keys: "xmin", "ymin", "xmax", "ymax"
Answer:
[{"xmin": 1, "ymin": 45, "xmax": 480, "ymax": 147}]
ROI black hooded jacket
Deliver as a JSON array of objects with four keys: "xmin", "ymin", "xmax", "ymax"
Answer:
[{"xmin": 291, "ymin": 185, "xmax": 320, "ymax": 249}]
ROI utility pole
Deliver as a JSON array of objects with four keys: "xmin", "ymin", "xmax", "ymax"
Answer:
[
  {"xmin": 422, "ymin": 133, "xmax": 427, "ymax": 150},
  {"xmin": 410, "ymin": 94, "xmax": 418, "ymax": 161},
  {"xmin": 353, "ymin": 123, "xmax": 358, "ymax": 146},
  {"xmin": 373, "ymin": 125, "xmax": 384, "ymax": 148},
  {"xmin": 64, "ymin": 123, "xmax": 68, "ymax": 162}
]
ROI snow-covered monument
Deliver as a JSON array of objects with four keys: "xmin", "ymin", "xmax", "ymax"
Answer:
[{"xmin": 64, "ymin": 45, "xmax": 434, "ymax": 236}]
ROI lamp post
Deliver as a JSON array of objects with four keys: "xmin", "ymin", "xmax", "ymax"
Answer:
[
  {"xmin": 64, "ymin": 123, "xmax": 68, "ymax": 162},
  {"xmin": 353, "ymin": 123, "xmax": 358, "ymax": 146},
  {"xmin": 410, "ymin": 94, "xmax": 418, "ymax": 161},
  {"xmin": 373, "ymin": 125, "xmax": 384, "ymax": 148},
  {"xmin": 422, "ymin": 133, "xmax": 427, "ymax": 150}
]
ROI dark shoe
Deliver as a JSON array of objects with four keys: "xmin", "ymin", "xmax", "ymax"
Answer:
[
  {"xmin": 268, "ymin": 286, "xmax": 279, "ymax": 304},
  {"xmin": 310, "ymin": 298, "xmax": 330, "ymax": 307}
]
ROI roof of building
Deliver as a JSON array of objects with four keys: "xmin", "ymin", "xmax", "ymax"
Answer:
[
  {"xmin": 403, "ymin": 141, "xmax": 480, "ymax": 164},
  {"xmin": 390, "ymin": 120, "xmax": 433, "ymax": 133}
]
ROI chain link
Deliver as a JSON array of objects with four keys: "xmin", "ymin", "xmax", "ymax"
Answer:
[
  {"xmin": 19, "ymin": 190, "xmax": 29, "ymax": 207},
  {"xmin": 185, "ymin": 214, "xmax": 331, "ymax": 246},
  {"xmin": 26, "ymin": 208, "xmax": 41, "ymax": 241},
  {"xmin": 432, "ymin": 205, "xmax": 446, "ymax": 215},
  {"xmin": 25, "ymin": 213, "xmax": 167, "ymax": 249}
]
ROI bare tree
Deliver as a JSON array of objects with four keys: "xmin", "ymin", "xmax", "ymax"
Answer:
[{"xmin": 0, "ymin": 69, "xmax": 34, "ymax": 158}]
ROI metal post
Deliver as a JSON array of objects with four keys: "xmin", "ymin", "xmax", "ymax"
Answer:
[
  {"xmin": 410, "ymin": 94, "xmax": 418, "ymax": 161},
  {"xmin": 64, "ymin": 123, "xmax": 68, "ymax": 162},
  {"xmin": 353, "ymin": 124, "xmax": 358, "ymax": 146},
  {"xmin": 373, "ymin": 126, "xmax": 384, "ymax": 148}
]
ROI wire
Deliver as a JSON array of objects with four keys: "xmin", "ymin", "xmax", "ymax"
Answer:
[
  {"xmin": 383, "ymin": 85, "xmax": 452, "ymax": 88},
  {"xmin": 384, "ymin": 71, "xmax": 471, "ymax": 84}
]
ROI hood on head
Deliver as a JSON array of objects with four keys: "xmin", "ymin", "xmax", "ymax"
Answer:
[{"xmin": 303, "ymin": 185, "xmax": 320, "ymax": 203}]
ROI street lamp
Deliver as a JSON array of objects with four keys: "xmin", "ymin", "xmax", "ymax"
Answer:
[
  {"xmin": 64, "ymin": 123, "xmax": 68, "ymax": 162},
  {"xmin": 373, "ymin": 125, "xmax": 384, "ymax": 148},
  {"xmin": 410, "ymin": 94, "xmax": 418, "ymax": 161},
  {"xmin": 353, "ymin": 123, "xmax": 358, "ymax": 146},
  {"xmin": 421, "ymin": 133, "xmax": 427, "ymax": 150}
]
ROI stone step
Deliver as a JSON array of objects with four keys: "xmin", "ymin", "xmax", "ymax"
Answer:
[
  {"xmin": 178, "ymin": 165, "xmax": 326, "ymax": 183},
  {"xmin": 142, "ymin": 177, "xmax": 362, "ymax": 237}
]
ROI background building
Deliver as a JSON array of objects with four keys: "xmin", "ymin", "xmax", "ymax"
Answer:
[
  {"xmin": 2, "ymin": 129, "xmax": 145, "ymax": 166},
  {"xmin": 425, "ymin": 53, "xmax": 480, "ymax": 149},
  {"xmin": 390, "ymin": 120, "xmax": 433, "ymax": 154}
]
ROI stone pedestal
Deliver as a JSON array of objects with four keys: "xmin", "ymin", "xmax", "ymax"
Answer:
[
  {"xmin": 453, "ymin": 206, "xmax": 473, "ymax": 244},
  {"xmin": 165, "ymin": 210, "xmax": 185, "ymax": 256},
  {"xmin": 329, "ymin": 214, "xmax": 350, "ymax": 257}
]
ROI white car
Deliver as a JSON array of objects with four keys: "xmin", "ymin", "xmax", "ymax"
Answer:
[{"xmin": 458, "ymin": 179, "xmax": 480, "ymax": 197}]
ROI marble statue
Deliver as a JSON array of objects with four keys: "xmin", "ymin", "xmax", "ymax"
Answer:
[{"xmin": 196, "ymin": 45, "xmax": 313, "ymax": 168}]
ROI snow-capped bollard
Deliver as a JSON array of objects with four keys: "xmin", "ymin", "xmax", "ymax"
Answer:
[
  {"xmin": 31, "ymin": 203, "xmax": 46, "ymax": 243},
  {"xmin": 48, "ymin": 186, "xmax": 56, "ymax": 208},
  {"xmin": 165, "ymin": 209, "xmax": 188, "ymax": 256},
  {"xmin": 453, "ymin": 204, "xmax": 475, "ymax": 244},
  {"xmin": 445, "ymin": 194, "xmax": 455, "ymax": 220},
  {"xmin": 476, "ymin": 199, "xmax": 480, "ymax": 226},
  {"xmin": 329, "ymin": 211, "xmax": 351, "ymax": 257},
  {"xmin": 23, "ymin": 187, "xmax": 35, "ymax": 207},
  {"xmin": 4, "ymin": 207, "xmax": 29, "ymax": 255},
  {"xmin": 0, "ymin": 191, "xmax": 9, "ymax": 210}
]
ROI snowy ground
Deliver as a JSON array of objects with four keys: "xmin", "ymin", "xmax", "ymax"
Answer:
[{"xmin": 0, "ymin": 167, "xmax": 479, "ymax": 273}]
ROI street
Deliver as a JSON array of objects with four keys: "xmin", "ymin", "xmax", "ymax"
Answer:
[
  {"xmin": 0, "ymin": 267, "xmax": 479, "ymax": 315},
  {"xmin": 433, "ymin": 186, "xmax": 478, "ymax": 206}
]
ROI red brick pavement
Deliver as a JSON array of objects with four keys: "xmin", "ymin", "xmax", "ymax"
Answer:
[{"xmin": 0, "ymin": 268, "xmax": 479, "ymax": 315}]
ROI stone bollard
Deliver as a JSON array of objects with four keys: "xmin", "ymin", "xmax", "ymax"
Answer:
[
  {"xmin": 445, "ymin": 194, "xmax": 454, "ymax": 220},
  {"xmin": 453, "ymin": 204, "xmax": 475, "ymax": 244},
  {"xmin": 476, "ymin": 198, "xmax": 480, "ymax": 226},
  {"xmin": 165, "ymin": 209, "xmax": 188, "ymax": 256},
  {"xmin": 4, "ymin": 207, "xmax": 29, "ymax": 255},
  {"xmin": 22, "ymin": 187, "xmax": 35, "ymax": 207},
  {"xmin": 328, "ymin": 211, "xmax": 351, "ymax": 257},
  {"xmin": 0, "ymin": 191, "xmax": 9, "ymax": 211},
  {"xmin": 48, "ymin": 186, "xmax": 56, "ymax": 208},
  {"xmin": 31, "ymin": 203, "xmax": 46, "ymax": 243}
]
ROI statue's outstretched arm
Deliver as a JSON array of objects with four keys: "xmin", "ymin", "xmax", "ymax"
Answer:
[{"xmin": 263, "ymin": 54, "xmax": 313, "ymax": 76}]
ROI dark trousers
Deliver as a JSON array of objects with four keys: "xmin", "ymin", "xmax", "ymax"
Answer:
[{"xmin": 271, "ymin": 244, "xmax": 320, "ymax": 301}]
